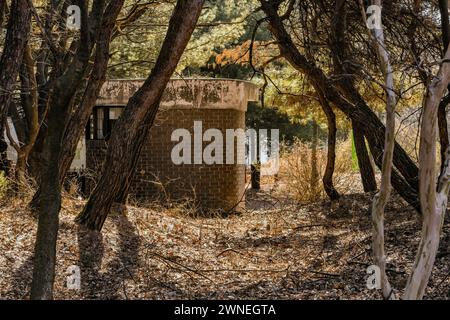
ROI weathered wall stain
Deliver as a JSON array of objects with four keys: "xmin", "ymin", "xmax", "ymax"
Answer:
[{"xmin": 97, "ymin": 78, "xmax": 259, "ymax": 111}]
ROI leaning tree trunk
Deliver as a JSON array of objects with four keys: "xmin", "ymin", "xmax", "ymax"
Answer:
[
  {"xmin": 260, "ymin": 0, "xmax": 420, "ymax": 211},
  {"xmin": 114, "ymin": 118, "xmax": 151, "ymax": 205},
  {"xmin": 352, "ymin": 121, "xmax": 377, "ymax": 192},
  {"xmin": 76, "ymin": 0, "xmax": 205, "ymax": 231},
  {"xmin": 319, "ymin": 97, "xmax": 339, "ymax": 200}
]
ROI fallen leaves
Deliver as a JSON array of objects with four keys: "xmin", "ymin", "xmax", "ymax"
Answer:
[{"xmin": 0, "ymin": 189, "xmax": 448, "ymax": 299}]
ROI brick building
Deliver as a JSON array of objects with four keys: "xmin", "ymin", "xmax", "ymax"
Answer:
[{"xmin": 81, "ymin": 79, "xmax": 259, "ymax": 212}]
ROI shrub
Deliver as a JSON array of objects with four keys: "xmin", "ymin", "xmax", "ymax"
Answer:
[{"xmin": 279, "ymin": 138, "xmax": 359, "ymax": 203}]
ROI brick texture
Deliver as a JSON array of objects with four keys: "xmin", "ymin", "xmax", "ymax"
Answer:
[{"xmin": 86, "ymin": 108, "xmax": 246, "ymax": 213}]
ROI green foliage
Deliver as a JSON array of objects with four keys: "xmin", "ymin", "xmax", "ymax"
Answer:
[
  {"xmin": 246, "ymin": 102, "xmax": 326, "ymax": 144},
  {"xmin": 108, "ymin": 0, "xmax": 257, "ymax": 79}
]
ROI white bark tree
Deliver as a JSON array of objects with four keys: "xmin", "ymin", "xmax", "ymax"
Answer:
[
  {"xmin": 403, "ymin": 46, "xmax": 450, "ymax": 300},
  {"xmin": 361, "ymin": 0, "xmax": 450, "ymax": 300},
  {"xmin": 360, "ymin": 0, "xmax": 396, "ymax": 299}
]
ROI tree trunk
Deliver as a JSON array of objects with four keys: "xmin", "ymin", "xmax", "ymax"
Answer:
[
  {"xmin": 438, "ymin": 98, "xmax": 449, "ymax": 171},
  {"xmin": 29, "ymin": 76, "xmax": 87, "ymax": 299},
  {"xmin": 0, "ymin": 0, "xmax": 31, "ymax": 181},
  {"xmin": 0, "ymin": 121, "xmax": 10, "ymax": 175},
  {"xmin": 30, "ymin": 0, "xmax": 94, "ymax": 299},
  {"xmin": 29, "ymin": 0, "xmax": 122, "ymax": 214},
  {"xmin": 310, "ymin": 120, "xmax": 319, "ymax": 199},
  {"xmin": 114, "ymin": 129, "xmax": 147, "ymax": 205},
  {"xmin": 0, "ymin": 0, "xmax": 6, "ymax": 28},
  {"xmin": 403, "ymin": 44, "xmax": 450, "ymax": 300},
  {"xmin": 30, "ymin": 88, "xmax": 84, "ymax": 299},
  {"xmin": 260, "ymin": 1, "xmax": 420, "ymax": 211},
  {"xmin": 58, "ymin": 0, "xmax": 125, "ymax": 182},
  {"xmin": 438, "ymin": 0, "xmax": 450, "ymax": 173},
  {"xmin": 359, "ymin": 0, "xmax": 396, "ymax": 299},
  {"xmin": 353, "ymin": 121, "xmax": 377, "ymax": 192},
  {"xmin": 28, "ymin": 127, "xmax": 45, "ymax": 183},
  {"xmin": 0, "ymin": 0, "xmax": 31, "ymax": 126},
  {"xmin": 320, "ymin": 98, "xmax": 339, "ymax": 200},
  {"xmin": 30, "ymin": 144, "xmax": 61, "ymax": 300},
  {"xmin": 76, "ymin": 0, "xmax": 205, "ymax": 231},
  {"xmin": 9, "ymin": 43, "xmax": 39, "ymax": 186},
  {"xmin": 251, "ymin": 164, "xmax": 261, "ymax": 190},
  {"xmin": 251, "ymin": 133, "xmax": 261, "ymax": 190}
]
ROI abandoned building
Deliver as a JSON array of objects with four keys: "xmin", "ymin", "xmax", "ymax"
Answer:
[
  {"xmin": 5, "ymin": 79, "xmax": 259, "ymax": 211},
  {"xmin": 71, "ymin": 78, "xmax": 260, "ymax": 212}
]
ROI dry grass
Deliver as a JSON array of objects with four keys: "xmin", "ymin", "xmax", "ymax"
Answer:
[
  {"xmin": 0, "ymin": 172, "xmax": 8, "ymax": 199},
  {"xmin": 279, "ymin": 139, "xmax": 362, "ymax": 203}
]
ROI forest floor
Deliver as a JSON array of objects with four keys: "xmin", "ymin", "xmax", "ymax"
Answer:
[{"xmin": 0, "ymin": 179, "xmax": 449, "ymax": 300}]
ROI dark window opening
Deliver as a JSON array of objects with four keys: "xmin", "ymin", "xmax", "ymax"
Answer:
[{"xmin": 86, "ymin": 106, "xmax": 124, "ymax": 140}]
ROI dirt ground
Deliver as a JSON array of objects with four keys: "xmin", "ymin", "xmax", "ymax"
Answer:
[{"xmin": 0, "ymin": 186, "xmax": 449, "ymax": 300}]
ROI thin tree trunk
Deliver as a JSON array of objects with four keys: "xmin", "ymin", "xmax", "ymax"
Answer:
[
  {"xmin": 353, "ymin": 121, "xmax": 377, "ymax": 192},
  {"xmin": 320, "ymin": 98, "xmax": 339, "ymax": 200},
  {"xmin": 11, "ymin": 43, "xmax": 39, "ymax": 185},
  {"xmin": 310, "ymin": 120, "xmax": 319, "ymax": 199},
  {"xmin": 251, "ymin": 164, "xmax": 261, "ymax": 190},
  {"xmin": 76, "ymin": 0, "xmax": 205, "ymax": 231},
  {"xmin": 359, "ymin": 0, "xmax": 396, "ymax": 299},
  {"xmin": 251, "ymin": 133, "xmax": 261, "ymax": 190}
]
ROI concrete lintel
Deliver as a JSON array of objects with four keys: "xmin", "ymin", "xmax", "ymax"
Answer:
[{"xmin": 96, "ymin": 78, "xmax": 260, "ymax": 112}]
